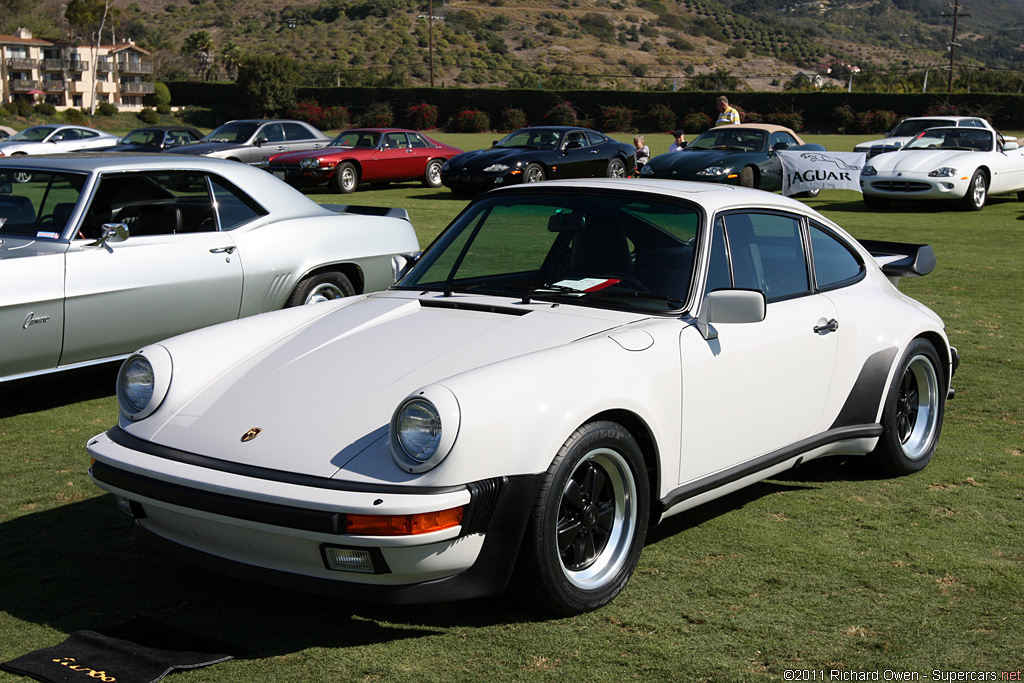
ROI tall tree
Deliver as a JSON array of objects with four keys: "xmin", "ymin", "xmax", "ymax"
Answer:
[
  {"xmin": 182, "ymin": 30, "xmax": 215, "ymax": 81},
  {"xmin": 221, "ymin": 42, "xmax": 243, "ymax": 80},
  {"xmin": 236, "ymin": 55, "xmax": 298, "ymax": 116},
  {"xmin": 65, "ymin": 0, "xmax": 116, "ymax": 114}
]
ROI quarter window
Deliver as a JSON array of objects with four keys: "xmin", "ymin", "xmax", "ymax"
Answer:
[{"xmin": 809, "ymin": 222, "xmax": 863, "ymax": 289}]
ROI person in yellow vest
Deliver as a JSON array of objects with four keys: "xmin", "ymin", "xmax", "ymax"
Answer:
[{"xmin": 715, "ymin": 96, "xmax": 740, "ymax": 126}]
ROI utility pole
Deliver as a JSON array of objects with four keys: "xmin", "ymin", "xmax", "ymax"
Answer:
[
  {"xmin": 428, "ymin": 0, "xmax": 434, "ymax": 87},
  {"xmin": 943, "ymin": 0, "xmax": 970, "ymax": 93}
]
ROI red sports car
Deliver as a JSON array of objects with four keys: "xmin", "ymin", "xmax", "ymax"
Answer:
[{"xmin": 263, "ymin": 128, "xmax": 462, "ymax": 193}]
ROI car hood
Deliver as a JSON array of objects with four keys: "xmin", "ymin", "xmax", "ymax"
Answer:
[
  {"xmin": 165, "ymin": 141, "xmax": 246, "ymax": 155},
  {"xmin": 143, "ymin": 292, "xmax": 640, "ymax": 478},
  {"xmin": 447, "ymin": 147, "xmax": 537, "ymax": 170},
  {"xmin": 647, "ymin": 149, "xmax": 749, "ymax": 174},
  {"xmin": 855, "ymin": 136, "xmax": 913, "ymax": 151},
  {"xmin": 867, "ymin": 150, "xmax": 977, "ymax": 173},
  {"xmin": 0, "ymin": 141, "xmax": 41, "ymax": 154},
  {"xmin": 270, "ymin": 146, "xmax": 353, "ymax": 163}
]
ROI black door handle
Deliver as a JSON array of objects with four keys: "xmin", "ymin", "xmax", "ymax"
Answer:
[{"xmin": 814, "ymin": 318, "xmax": 839, "ymax": 334}]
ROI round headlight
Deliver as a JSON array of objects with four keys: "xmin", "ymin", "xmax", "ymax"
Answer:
[
  {"xmin": 396, "ymin": 399, "xmax": 441, "ymax": 461},
  {"xmin": 120, "ymin": 357, "xmax": 154, "ymax": 414},
  {"xmin": 300, "ymin": 157, "xmax": 321, "ymax": 170},
  {"xmin": 117, "ymin": 345, "xmax": 173, "ymax": 421},
  {"xmin": 390, "ymin": 385, "xmax": 461, "ymax": 473}
]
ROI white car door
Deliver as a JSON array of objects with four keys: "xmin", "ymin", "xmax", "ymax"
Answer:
[
  {"xmin": 60, "ymin": 171, "xmax": 244, "ymax": 366},
  {"xmin": 677, "ymin": 212, "xmax": 840, "ymax": 485}
]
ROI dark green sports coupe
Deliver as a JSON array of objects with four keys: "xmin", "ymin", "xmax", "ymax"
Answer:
[{"xmin": 641, "ymin": 124, "xmax": 825, "ymax": 194}]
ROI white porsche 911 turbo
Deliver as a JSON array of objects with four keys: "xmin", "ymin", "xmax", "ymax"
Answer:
[{"xmin": 87, "ymin": 179, "xmax": 958, "ymax": 615}]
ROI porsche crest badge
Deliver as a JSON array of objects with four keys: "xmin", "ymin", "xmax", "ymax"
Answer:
[{"xmin": 241, "ymin": 427, "xmax": 263, "ymax": 443}]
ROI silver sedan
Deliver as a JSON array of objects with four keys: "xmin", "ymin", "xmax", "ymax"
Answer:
[{"xmin": 0, "ymin": 153, "xmax": 419, "ymax": 382}]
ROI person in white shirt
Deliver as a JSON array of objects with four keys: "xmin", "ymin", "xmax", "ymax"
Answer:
[{"xmin": 668, "ymin": 130, "xmax": 686, "ymax": 152}]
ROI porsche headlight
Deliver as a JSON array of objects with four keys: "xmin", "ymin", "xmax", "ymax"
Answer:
[
  {"xmin": 640, "ymin": 165, "xmax": 654, "ymax": 176},
  {"xmin": 117, "ymin": 346, "xmax": 172, "ymax": 421},
  {"xmin": 390, "ymin": 386, "xmax": 460, "ymax": 473},
  {"xmin": 300, "ymin": 157, "xmax": 321, "ymax": 170},
  {"xmin": 698, "ymin": 166, "xmax": 729, "ymax": 176},
  {"xmin": 441, "ymin": 160, "xmax": 450, "ymax": 171},
  {"xmin": 484, "ymin": 163, "xmax": 509, "ymax": 172},
  {"xmin": 928, "ymin": 167, "xmax": 958, "ymax": 177},
  {"xmin": 861, "ymin": 165, "xmax": 878, "ymax": 176}
]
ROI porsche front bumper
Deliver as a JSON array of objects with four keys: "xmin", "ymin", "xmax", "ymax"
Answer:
[{"xmin": 87, "ymin": 427, "xmax": 541, "ymax": 603}]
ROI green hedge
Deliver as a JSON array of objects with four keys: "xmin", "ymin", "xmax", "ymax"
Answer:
[{"xmin": 165, "ymin": 82, "xmax": 1024, "ymax": 132}]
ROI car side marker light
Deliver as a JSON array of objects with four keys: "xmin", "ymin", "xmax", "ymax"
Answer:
[{"xmin": 345, "ymin": 507, "xmax": 464, "ymax": 536}]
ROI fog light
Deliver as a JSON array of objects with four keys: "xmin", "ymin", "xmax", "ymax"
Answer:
[
  {"xmin": 321, "ymin": 545, "xmax": 378, "ymax": 574},
  {"xmin": 113, "ymin": 495, "xmax": 134, "ymax": 517}
]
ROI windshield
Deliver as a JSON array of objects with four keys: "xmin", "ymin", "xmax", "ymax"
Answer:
[
  {"xmin": 0, "ymin": 171, "xmax": 85, "ymax": 239},
  {"xmin": 890, "ymin": 119, "xmax": 955, "ymax": 137},
  {"xmin": 8, "ymin": 126, "xmax": 57, "ymax": 143},
  {"xmin": 121, "ymin": 129, "xmax": 161, "ymax": 145},
  {"xmin": 399, "ymin": 190, "xmax": 702, "ymax": 313},
  {"xmin": 330, "ymin": 131, "xmax": 380, "ymax": 148},
  {"xmin": 203, "ymin": 122, "xmax": 258, "ymax": 143},
  {"xmin": 686, "ymin": 128, "xmax": 766, "ymax": 152},
  {"xmin": 903, "ymin": 128, "xmax": 993, "ymax": 152},
  {"xmin": 495, "ymin": 129, "xmax": 563, "ymax": 150}
]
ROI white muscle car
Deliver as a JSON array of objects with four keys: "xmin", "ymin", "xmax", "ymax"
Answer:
[
  {"xmin": 860, "ymin": 127, "xmax": 1024, "ymax": 210},
  {"xmin": 87, "ymin": 179, "xmax": 957, "ymax": 615},
  {"xmin": 0, "ymin": 154, "xmax": 419, "ymax": 383},
  {"xmin": 0, "ymin": 125, "xmax": 119, "ymax": 157}
]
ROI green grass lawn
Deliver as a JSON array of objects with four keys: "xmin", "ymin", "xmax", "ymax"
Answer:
[{"xmin": 1, "ymin": 135, "xmax": 1022, "ymax": 682}]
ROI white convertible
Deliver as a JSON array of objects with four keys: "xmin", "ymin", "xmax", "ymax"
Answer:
[
  {"xmin": 88, "ymin": 179, "xmax": 958, "ymax": 614},
  {"xmin": 0, "ymin": 154, "xmax": 419, "ymax": 382},
  {"xmin": 0, "ymin": 124, "xmax": 119, "ymax": 156},
  {"xmin": 860, "ymin": 127, "xmax": 1024, "ymax": 210}
]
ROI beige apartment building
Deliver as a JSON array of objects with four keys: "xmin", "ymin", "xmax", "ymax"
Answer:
[{"xmin": 1, "ymin": 28, "xmax": 154, "ymax": 111}]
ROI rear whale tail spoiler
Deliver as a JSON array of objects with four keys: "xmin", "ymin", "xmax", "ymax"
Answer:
[
  {"xmin": 322, "ymin": 205, "xmax": 411, "ymax": 222},
  {"xmin": 859, "ymin": 239, "xmax": 936, "ymax": 286}
]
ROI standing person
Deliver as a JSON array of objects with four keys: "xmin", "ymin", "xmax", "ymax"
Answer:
[
  {"xmin": 715, "ymin": 96, "xmax": 740, "ymax": 126},
  {"xmin": 633, "ymin": 134, "xmax": 650, "ymax": 173},
  {"xmin": 668, "ymin": 130, "xmax": 686, "ymax": 152}
]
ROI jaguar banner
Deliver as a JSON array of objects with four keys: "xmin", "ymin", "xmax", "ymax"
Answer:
[{"xmin": 778, "ymin": 150, "xmax": 867, "ymax": 195}]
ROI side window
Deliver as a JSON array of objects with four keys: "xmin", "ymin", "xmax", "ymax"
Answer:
[
  {"xmin": 209, "ymin": 176, "xmax": 267, "ymax": 231},
  {"xmin": 769, "ymin": 132, "xmax": 795, "ymax": 149},
  {"xmin": 79, "ymin": 129, "xmax": 99, "ymax": 139},
  {"xmin": 809, "ymin": 222, "xmax": 863, "ymax": 290},
  {"xmin": 705, "ymin": 217, "xmax": 732, "ymax": 293},
  {"xmin": 586, "ymin": 132, "xmax": 606, "ymax": 146},
  {"xmin": 407, "ymin": 133, "xmax": 429, "ymax": 149},
  {"xmin": 260, "ymin": 124, "xmax": 284, "ymax": 143},
  {"xmin": 283, "ymin": 122, "xmax": 316, "ymax": 141},
  {"xmin": 384, "ymin": 133, "xmax": 407, "ymax": 148},
  {"xmin": 721, "ymin": 212, "xmax": 809, "ymax": 301}
]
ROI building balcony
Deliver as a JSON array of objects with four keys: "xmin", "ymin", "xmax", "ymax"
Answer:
[
  {"xmin": 116, "ymin": 61, "xmax": 154, "ymax": 75},
  {"xmin": 119, "ymin": 81, "xmax": 155, "ymax": 94},
  {"xmin": 42, "ymin": 59, "xmax": 89, "ymax": 72},
  {"xmin": 42, "ymin": 80, "xmax": 66, "ymax": 92},
  {"xmin": 96, "ymin": 60, "xmax": 113, "ymax": 72},
  {"xmin": 10, "ymin": 80, "xmax": 40, "ymax": 92},
  {"xmin": 69, "ymin": 81, "xmax": 90, "ymax": 94},
  {"xmin": 6, "ymin": 58, "xmax": 38, "ymax": 69},
  {"xmin": 95, "ymin": 82, "xmax": 117, "ymax": 94}
]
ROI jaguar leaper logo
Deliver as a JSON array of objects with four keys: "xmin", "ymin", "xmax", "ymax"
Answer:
[{"xmin": 241, "ymin": 427, "xmax": 263, "ymax": 443}]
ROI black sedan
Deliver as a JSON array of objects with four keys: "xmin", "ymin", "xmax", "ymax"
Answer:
[
  {"xmin": 441, "ymin": 127, "xmax": 635, "ymax": 196},
  {"xmin": 99, "ymin": 126, "xmax": 204, "ymax": 153},
  {"xmin": 640, "ymin": 124, "xmax": 824, "ymax": 194}
]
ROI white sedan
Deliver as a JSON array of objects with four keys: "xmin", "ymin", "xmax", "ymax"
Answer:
[
  {"xmin": 0, "ymin": 124, "xmax": 119, "ymax": 157},
  {"xmin": 860, "ymin": 127, "xmax": 1024, "ymax": 210},
  {"xmin": 0, "ymin": 154, "xmax": 419, "ymax": 382},
  {"xmin": 87, "ymin": 179, "xmax": 957, "ymax": 615}
]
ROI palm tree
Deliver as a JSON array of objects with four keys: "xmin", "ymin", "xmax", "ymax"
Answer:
[{"xmin": 182, "ymin": 31, "xmax": 215, "ymax": 81}]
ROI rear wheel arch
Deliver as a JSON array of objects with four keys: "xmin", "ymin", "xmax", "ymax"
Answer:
[{"xmin": 296, "ymin": 262, "xmax": 365, "ymax": 295}]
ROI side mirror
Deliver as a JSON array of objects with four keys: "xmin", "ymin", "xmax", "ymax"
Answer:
[
  {"xmin": 255, "ymin": 137, "xmax": 268, "ymax": 147},
  {"xmin": 1002, "ymin": 141, "xmax": 1019, "ymax": 151},
  {"xmin": 50, "ymin": 135, "xmax": 64, "ymax": 143},
  {"xmin": 564, "ymin": 140, "xmax": 582, "ymax": 150},
  {"xmin": 697, "ymin": 289, "xmax": 766, "ymax": 340},
  {"xmin": 773, "ymin": 142, "xmax": 790, "ymax": 150},
  {"xmin": 391, "ymin": 251, "xmax": 422, "ymax": 283},
  {"xmin": 89, "ymin": 222, "xmax": 130, "ymax": 248}
]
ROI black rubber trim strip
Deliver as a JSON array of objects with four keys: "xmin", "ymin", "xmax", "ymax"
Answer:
[
  {"xmin": 104, "ymin": 426, "xmax": 466, "ymax": 495},
  {"xmin": 419, "ymin": 299, "xmax": 531, "ymax": 316},
  {"xmin": 829, "ymin": 347, "xmax": 898, "ymax": 430},
  {"xmin": 657, "ymin": 424, "xmax": 882, "ymax": 514}
]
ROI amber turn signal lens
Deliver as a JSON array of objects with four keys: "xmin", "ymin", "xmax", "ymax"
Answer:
[{"xmin": 346, "ymin": 507, "xmax": 464, "ymax": 536}]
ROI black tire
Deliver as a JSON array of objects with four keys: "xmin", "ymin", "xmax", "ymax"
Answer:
[
  {"xmin": 606, "ymin": 157, "xmax": 627, "ymax": 178},
  {"xmin": 332, "ymin": 161, "xmax": 359, "ymax": 194},
  {"xmin": 516, "ymin": 420, "xmax": 649, "ymax": 615},
  {"xmin": 523, "ymin": 163, "xmax": 546, "ymax": 183},
  {"xmin": 423, "ymin": 159, "xmax": 444, "ymax": 188},
  {"xmin": 739, "ymin": 165, "xmax": 757, "ymax": 188},
  {"xmin": 1017, "ymin": 190, "xmax": 1024, "ymax": 202},
  {"xmin": 864, "ymin": 195, "xmax": 889, "ymax": 208},
  {"xmin": 870, "ymin": 338, "xmax": 945, "ymax": 476},
  {"xmin": 960, "ymin": 169, "xmax": 987, "ymax": 211},
  {"xmin": 285, "ymin": 271, "xmax": 355, "ymax": 307}
]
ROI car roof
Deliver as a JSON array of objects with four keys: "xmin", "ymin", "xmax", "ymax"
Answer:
[{"xmin": 703, "ymin": 123, "xmax": 797, "ymax": 134}]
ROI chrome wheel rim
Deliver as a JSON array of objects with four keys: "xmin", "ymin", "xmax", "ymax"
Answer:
[
  {"xmin": 896, "ymin": 354, "xmax": 940, "ymax": 460},
  {"xmin": 556, "ymin": 447, "xmax": 637, "ymax": 589},
  {"xmin": 341, "ymin": 167, "xmax": 356, "ymax": 191},
  {"xmin": 525, "ymin": 166, "xmax": 545, "ymax": 183},
  {"xmin": 971, "ymin": 174, "xmax": 986, "ymax": 207},
  {"xmin": 609, "ymin": 160, "xmax": 625, "ymax": 178},
  {"xmin": 304, "ymin": 282, "xmax": 345, "ymax": 304},
  {"xmin": 427, "ymin": 162, "xmax": 441, "ymax": 184}
]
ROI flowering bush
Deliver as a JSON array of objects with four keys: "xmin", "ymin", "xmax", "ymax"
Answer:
[
  {"xmin": 407, "ymin": 101, "xmax": 440, "ymax": 129},
  {"xmin": 681, "ymin": 111, "xmax": 712, "ymax": 133},
  {"xmin": 545, "ymin": 101, "xmax": 578, "ymax": 126},
  {"xmin": 500, "ymin": 107, "xmax": 529, "ymax": 131},
  {"xmin": 360, "ymin": 102, "xmax": 394, "ymax": 128},
  {"xmin": 286, "ymin": 101, "xmax": 349, "ymax": 131},
  {"xmin": 765, "ymin": 111, "xmax": 804, "ymax": 132},
  {"xmin": 453, "ymin": 109, "xmax": 491, "ymax": 133},
  {"xmin": 601, "ymin": 105, "xmax": 637, "ymax": 132},
  {"xmin": 646, "ymin": 103, "xmax": 677, "ymax": 132}
]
